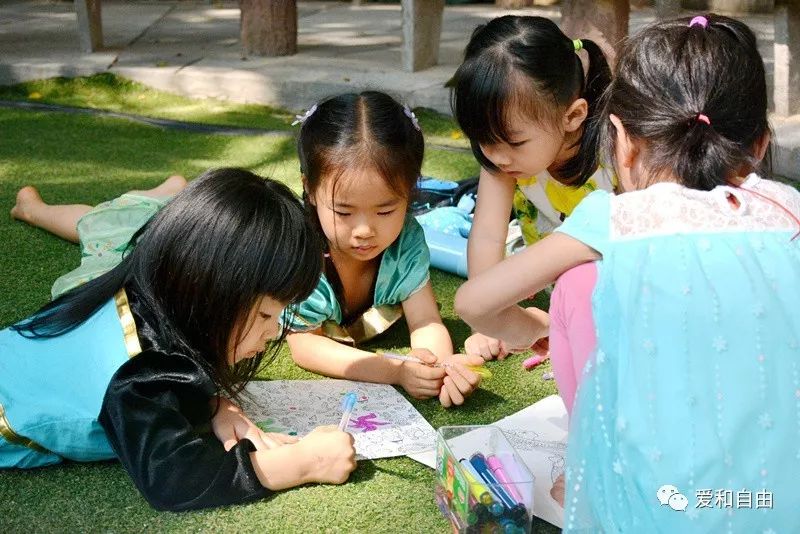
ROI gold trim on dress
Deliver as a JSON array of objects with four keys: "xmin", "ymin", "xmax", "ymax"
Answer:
[
  {"xmin": 114, "ymin": 288, "xmax": 142, "ymax": 358},
  {"xmin": 321, "ymin": 304, "xmax": 404, "ymax": 345},
  {"xmin": 0, "ymin": 403, "xmax": 49, "ymax": 454}
]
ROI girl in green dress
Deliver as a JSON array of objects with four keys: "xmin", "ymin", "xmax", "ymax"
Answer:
[{"xmin": 286, "ymin": 92, "xmax": 484, "ymax": 408}]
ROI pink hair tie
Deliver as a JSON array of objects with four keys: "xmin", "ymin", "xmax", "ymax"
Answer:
[
  {"xmin": 689, "ymin": 16, "xmax": 708, "ymax": 28},
  {"xmin": 696, "ymin": 113, "xmax": 711, "ymax": 125}
]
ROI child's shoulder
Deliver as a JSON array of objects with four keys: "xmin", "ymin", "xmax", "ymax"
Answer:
[
  {"xmin": 748, "ymin": 174, "xmax": 800, "ymax": 205},
  {"xmin": 390, "ymin": 213, "xmax": 427, "ymax": 252},
  {"xmin": 610, "ymin": 174, "xmax": 800, "ymax": 238}
]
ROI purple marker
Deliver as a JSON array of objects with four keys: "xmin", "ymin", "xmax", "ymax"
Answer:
[{"xmin": 487, "ymin": 454, "xmax": 524, "ymax": 504}]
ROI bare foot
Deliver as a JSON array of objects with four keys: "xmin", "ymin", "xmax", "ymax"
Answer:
[
  {"xmin": 158, "ymin": 174, "xmax": 188, "ymax": 196},
  {"xmin": 10, "ymin": 186, "xmax": 44, "ymax": 223},
  {"xmin": 550, "ymin": 473, "xmax": 565, "ymax": 507},
  {"xmin": 132, "ymin": 174, "xmax": 188, "ymax": 199}
]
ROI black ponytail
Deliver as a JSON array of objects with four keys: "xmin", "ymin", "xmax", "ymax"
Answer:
[
  {"xmin": 603, "ymin": 14, "xmax": 770, "ymax": 190},
  {"xmin": 554, "ymin": 38, "xmax": 612, "ymax": 185},
  {"xmin": 450, "ymin": 15, "xmax": 612, "ymax": 186}
]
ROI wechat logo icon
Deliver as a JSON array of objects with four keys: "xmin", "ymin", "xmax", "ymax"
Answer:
[{"xmin": 657, "ymin": 484, "xmax": 688, "ymax": 512}]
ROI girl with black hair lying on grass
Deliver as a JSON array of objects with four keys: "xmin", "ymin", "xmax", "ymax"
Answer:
[{"xmin": 1, "ymin": 168, "xmax": 356, "ymax": 511}]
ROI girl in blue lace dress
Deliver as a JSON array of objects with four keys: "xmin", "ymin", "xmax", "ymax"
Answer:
[{"xmin": 456, "ymin": 14, "xmax": 800, "ymax": 531}]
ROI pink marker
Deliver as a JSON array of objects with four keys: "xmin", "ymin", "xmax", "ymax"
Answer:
[
  {"xmin": 486, "ymin": 454, "xmax": 524, "ymax": 505},
  {"xmin": 496, "ymin": 452, "xmax": 533, "ymax": 508},
  {"xmin": 522, "ymin": 354, "xmax": 548, "ymax": 371}
]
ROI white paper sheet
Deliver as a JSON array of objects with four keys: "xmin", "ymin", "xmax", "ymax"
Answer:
[
  {"xmin": 407, "ymin": 448, "xmax": 437, "ymax": 468},
  {"xmin": 489, "ymin": 395, "xmax": 568, "ymax": 528},
  {"xmin": 241, "ymin": 380, "xmax": 437, "ymax": 461}
]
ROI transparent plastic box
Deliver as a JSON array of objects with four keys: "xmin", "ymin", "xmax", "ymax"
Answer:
[{"xmin": 435, "ymin": 425, "xmax": 535, "ymax": 534}]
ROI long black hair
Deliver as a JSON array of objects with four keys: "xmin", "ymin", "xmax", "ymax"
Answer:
[
  {"xmin": 296, "ymin": 91, "xmax": 424, "ymax": 236},
  {"xmin": 600, "ymin": 14, "xmax": 770, "ymax": 190},
  {"xmin": 450, "ymin": 15, "xmax": 611, "ymax": 186},
  {"xmin": 14, "ymin": 168, "xmax": 323, "ymax": 398}
]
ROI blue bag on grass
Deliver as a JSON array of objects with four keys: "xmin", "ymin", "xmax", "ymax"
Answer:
[{"xmin": 414, "ymin": 177, "xmax": 478, "ymax": 277}]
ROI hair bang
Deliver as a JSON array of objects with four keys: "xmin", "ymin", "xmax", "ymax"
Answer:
[
  {"xmin": 324, "ymin": 145, "xmax": 416, "ymax": 202},
  {"xmin": 258, "ymin": 224, "xmax": 321, "ymax": 306},
  {"xmin": 371, "ymin": 152, "xmax": 416, "ymax": 200},
  {"xmin": 453, "ymin": 56, "xmax": 516, "ymax": 146}
]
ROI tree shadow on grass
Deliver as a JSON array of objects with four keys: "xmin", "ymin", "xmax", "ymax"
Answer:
[{"xmin": 0, "ymin": 109, "xmax": 299, "ymax": 195}]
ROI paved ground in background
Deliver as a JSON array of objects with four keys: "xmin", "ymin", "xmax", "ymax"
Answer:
[{"xmin": 0, "ymin": 0, "xmax": 797, "ymax": 177}]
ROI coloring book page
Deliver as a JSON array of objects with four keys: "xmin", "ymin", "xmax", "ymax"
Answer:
[
  {"xmin": 241, "ymin": 380, "xmax": 437, "ymax": 461},
  {"xmin": 490, "ymin": 395, "xmax": 568, "ymax": 528}
]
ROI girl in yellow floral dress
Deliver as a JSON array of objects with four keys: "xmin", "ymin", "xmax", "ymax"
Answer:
[{"xmin": 450, "ymin": 15, "xmax": 618, "ymax": 359}]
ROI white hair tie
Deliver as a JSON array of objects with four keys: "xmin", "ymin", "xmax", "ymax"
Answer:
[
  {"xmin": 403, "ymin": 104, "xmax": 421, "ymax": 131},
  {"xmin": 291, "ymin": 104, "xmax": 318, "ymax": 126}
]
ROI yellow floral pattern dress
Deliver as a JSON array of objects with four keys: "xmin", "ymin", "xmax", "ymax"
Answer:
[{"xmin": 512, "ymin": 164, "xmax": 617, "ymax": 245}]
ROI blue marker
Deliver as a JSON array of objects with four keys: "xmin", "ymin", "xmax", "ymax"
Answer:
[
  {"xmin": 470, "ymin": 454, "xmax": 518, "ymax": 509},
  {"xmin": 338, "ymin": 392, "xmax": 357, "ymax": 431},
  {"xmin": 500, "ymin": 518, "xmax": 523, "ymax": 534},
  {"xmin": 459, "ymin": 459, "xmax": 504, "ymax": 517}
]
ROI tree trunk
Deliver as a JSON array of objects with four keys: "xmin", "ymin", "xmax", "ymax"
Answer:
[
  {"xmin": 682, "ymin": 0, "xmax": 774, "ymax": 12},
  {"xmin": 402, "ymin": 0, "xmax": 445, "ymax": 72},
  {"xmin": 655, "ymin": 0, "xmax": 681, "ymax": 17},
  {"xmin": 774, "ymin": 1, "xmax": 800, "ymax": 115},
  {"xmin": 75, "ymin": 0, "xmax": 103, "ymax": 53},
  {"xmin": 560, "ymin": 0, "xmax": 629, "ymax": 66},
  {"xmin": 239, "ymin": 0, "xmax": 297, "ymax": 57}
]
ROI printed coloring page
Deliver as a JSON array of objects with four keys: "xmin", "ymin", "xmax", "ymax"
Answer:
[{"xmin": 242, "ymin": 380, "xmax": 437, "ymax": 461}]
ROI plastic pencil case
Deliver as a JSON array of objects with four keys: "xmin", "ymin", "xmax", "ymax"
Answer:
[{"xmin": 435, "ymin": 425, "xmax": 534, "ymax": 534}]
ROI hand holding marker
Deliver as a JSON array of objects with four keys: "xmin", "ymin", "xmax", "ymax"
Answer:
[
  {"xmin": 379, "ymin": 351, "xmax": 492, "ymax": 380},
  {"xmin": 338, "ymin": 391, "xmax": 357, "ymax": 431}
]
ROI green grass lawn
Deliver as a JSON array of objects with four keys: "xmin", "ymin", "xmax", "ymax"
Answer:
[
  {"xmin": 0, "ymin": 74, "xmax": 473, "ymax": 150},
  {"xmin": 0, "ymin": 76, "xmax": 558, "ymax": 533}
]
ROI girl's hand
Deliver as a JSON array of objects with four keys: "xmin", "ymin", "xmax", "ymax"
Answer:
[
  {"xmin": 396, "ymin": 348, "xmax": 446, "ymax": 399},
  {"xmin": 258, "ymin": 432, "xmax": 300, "ymax": 449},
  {"xmin": 498, "ymin": 307, "xmax": 550, "ymax": 354},
  {"xmin": 527, "ymin": 336, "xmax": 549, "ymax": 357},
  {"xmin": 524, "ymin": 307, "xmax": 550, "ymax": 328},
  {"xmin": 436, "ymin": 353, "xmax": 486, "ymax": 408},
  {"xmin": 297, "ymin": 426, "xmax": 357, "ymax": 484},
  {"xmin": 211, "ymin": 396, "xmax": 298, "ymax": 451},
  {"xmin": 519, "ymin": 307, "xmax": 550, "ymax": 355},
  {"xmin": 464, "ymin": 332, "xmax": 508, "ymax": 361},
  {"xmin": 550, "ymin": 473, "xmax": 566, "ymax": 507}
]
